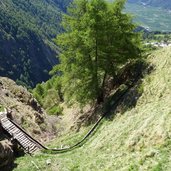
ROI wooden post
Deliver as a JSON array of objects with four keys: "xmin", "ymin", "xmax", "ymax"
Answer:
[{"xmin": 28, "ymin": 146, "xmax": 30, "ymax": 154}]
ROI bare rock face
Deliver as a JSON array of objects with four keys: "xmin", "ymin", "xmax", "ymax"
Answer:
[{"xmin": 0, "ymin": 140, "xmax": 13, "ymax": 168}]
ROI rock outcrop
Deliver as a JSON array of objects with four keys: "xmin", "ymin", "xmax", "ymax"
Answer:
[{"xmin": 0, "ymin": 77, "xmax": 56, "ymax": 169}]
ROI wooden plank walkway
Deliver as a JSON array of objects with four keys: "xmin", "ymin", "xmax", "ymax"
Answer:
[
  {"xmin": 0, "ymin": 111, "xmax": 44, "ymax": 154},
  {"xmin": 0, "ymin": 81, "xmax": 138, "ymax": 154}
]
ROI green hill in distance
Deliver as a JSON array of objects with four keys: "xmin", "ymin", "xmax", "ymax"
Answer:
[
  {"xmin": 107, "ymin": 0, "xmax": 171, "ymax": 32},
  {"xmin": 125, "ymin": 3, "xmax": 171, "ymax": 32},
  {"xmin": 128, "ymin": 0, "xmax": 171, "ymax": 9},
  {"xmin": 0, "ymin": 0, "xmax": 171, "ymax": 88}
]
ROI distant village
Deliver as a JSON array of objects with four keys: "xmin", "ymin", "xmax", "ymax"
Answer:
[{"xmin": 146, "ymin": 41, "xmax": 171, "ymax": 48}]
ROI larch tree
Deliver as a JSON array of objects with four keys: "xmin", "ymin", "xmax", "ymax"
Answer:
[{"xmin": 52, "ymin": 0, "xmax": 142, "ymax": 105}]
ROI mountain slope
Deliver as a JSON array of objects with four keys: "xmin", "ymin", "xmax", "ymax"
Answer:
[
  {"xmin": 51, "ymin": 0, "xmax": 72, "ymax": 11},
  {"xmin": 128, "ymin": 0, "xmax": 171, "ymax": 9},
  {"xmin": 14, "ymin": 46, "xmax": 171, "ymax": 170},
  {"xmin": 125, "ymin": 2, "xmax": 171, "ymax": 32},
  {"xmin": 108, "ymin": 0, "xmax": 171, "ymax": 32},
  {"xmin": 0, "ymin": 0, "xmax": 70, "ymax": 87}
]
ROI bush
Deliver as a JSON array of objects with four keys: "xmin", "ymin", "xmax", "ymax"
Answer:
[
  {"xmin": 47, "ymin": 105, "xmax": 63, "ymax": 116},
  {"xmin": 0, "ymin": 105, "xmax": 4, "ymax": 112}
]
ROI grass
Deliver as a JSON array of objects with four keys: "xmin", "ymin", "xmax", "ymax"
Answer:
[
  {"xmin": 0, "ymin": 105, "xmax": 4, "ymax": 112},
  {"xmin": 45, "ymin": 125, "xmax": 92, "ymax": 149},
  {"xmin": 14, "ymin": 46, "xmax": 171, "ymax": 170}
]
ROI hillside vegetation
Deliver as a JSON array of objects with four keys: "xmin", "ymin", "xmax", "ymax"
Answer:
[
  {"xmin": 0, "ymin": 77, "xmax": 57, "ymax": 169},
  {"xmin": 0, "ymin": 77, "xmax": 55, "ymax": 141},
  {"xmin": 0, "ymin": 0, "xmax": 70, "ymax": 87},
  {"xmin": 125, "ymin": 3, "xmax": 171, "ymax": 32},
  {"xmin": 32, "ymin": 0, "xmax": 142, "ymax": 115},
  {"xmin": 13, "ymin": 46, "xmax": 171, "ymax": 170},
  {"xmin": 0, "ymin": 0, "xmax": 170, "ymax": 89},
  {"xmin": 128, "ymin": 0, "xmax": 171, "ymax": 9}
]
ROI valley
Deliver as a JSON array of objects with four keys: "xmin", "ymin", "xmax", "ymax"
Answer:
[
  {"xmin": 126, "ymin": 2, "xmax": 171, "ymax": 32},
  {"xmin": 13, "ymin": 46, "xmax": 171, "ymax": 171},
  {"xmin": 1, "ymin": 0, "xmax": 171, "ymax": 170},
  {"xmin": 0, "ymin": 0, "xmax": 171, "ymax": 88},
  {"xmin": 128, "ymin": 0, "xmax": 171, "ymax": 9},
  {"xmin": 0, "ymin": 0, "xmax": 70, "ymax": 88}
]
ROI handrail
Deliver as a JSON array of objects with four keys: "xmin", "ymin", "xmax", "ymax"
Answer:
[
  {"xmin": 9, "ymin": 118, "xmax": 48, "ymax": 150},
  {"xmin": 0, "ymin": 74, "xmax": 140, "ymax": 154},
  {"xmin": 45, "ymin": 84, "xmax": 130, "ymax": 152},
  {"xmin": 0, "ymin": 84, "xmax": 131, "ymax": 153}
]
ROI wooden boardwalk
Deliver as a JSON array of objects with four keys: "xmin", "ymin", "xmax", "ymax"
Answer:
[
  {"xmin": 0, "ymin": 108, "xmax": 105, "ymax": 154},
  {"xmin": 0, "ymin": 86, "xmax": 131, "ymax": 154},
  {"xmin": 0, "ymin": 79, "xmax": 138, "ymax": 154},
  {"xmin": 0, "ymin": 110, "xmax": 46, "ymax": 154}
]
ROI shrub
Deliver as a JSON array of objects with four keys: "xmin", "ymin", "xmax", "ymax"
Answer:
[{"xmin": 47, "ymin": 105, "xmax": 63, "ymax": 116}]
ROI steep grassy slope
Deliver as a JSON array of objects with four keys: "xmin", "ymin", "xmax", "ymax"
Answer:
[
  {"xmin": 13, "ymin": 46, "xmax": 171, "ymax": 170},
  {"xmin": 0, "ymin": 0, "xmax": 70, "ymax": 87}
]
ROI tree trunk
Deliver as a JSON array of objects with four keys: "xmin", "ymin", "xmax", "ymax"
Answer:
[
  {"xmin": 58, "ymin": 88, "xmax": 64, "ymax": 102},
  {"xmin": 96, "ymin": 71, "xmax": 107, "ymax": 104},
  {"xmin": 97, "ymin": 91, "xmax": 104, "ymax": 104},
  {"xmin": 94, "ymin": 37, "xmax": 100, "ymax": 104}
]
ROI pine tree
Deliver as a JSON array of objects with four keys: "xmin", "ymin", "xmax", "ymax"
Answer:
[{"xmin": 53, "ymin": 0, "xmax": 142, "ymax": 105}]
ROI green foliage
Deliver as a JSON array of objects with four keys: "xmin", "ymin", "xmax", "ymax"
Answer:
[
  {"xmin": 47, "ymin": 105, "xmax": 63, "ymax": 116},
  {"xmin": 137, "ymin": 84, "xmax": 144, "ymax": 94},
  {"xmin": 128, "ymin": 164, "xmax": 139, "ymax": 171},
  {"xmin": 152, "ymin": 163, "xmax": 163, "ymax": 171},
  {"xmin": 35, "ymin": 84, "xmax": 45, "ymax": 97},
  {"xmin": 33, "ymin": 76, "xmax": 63, "ymax": 115},
  {"xmin": 0, "ymin": 0, "xmax": 71, "ymax": 87},
  {"xmin": 12, "ymin": 46, "xmax": 171, "ymax": 171},
  {"xmin": 0, "ymin": 105, "xmax": 4, "ymax": 112},
  {"xmin": 53, "ymin": 0, "xmax": 142, "ymax": 105},
  {"xmin": 144, "ymin": 32, "xmax": 171, "ymax": 43}
]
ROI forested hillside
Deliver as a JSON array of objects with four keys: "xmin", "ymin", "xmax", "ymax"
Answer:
[
  {"xmin": 0, "ymin": 0, "xmax": 71, "ymax": 88},
  {"xmin": 51, "ymin": 0, "xmax": 72, "ymax": 11},
  {"xmin": 2, "ymin": 0, "xmax": 171, "ymax": 170},
  {"xmin": 0, "ymin": 0, "xmax": 170, "ymax": 89},
  {"xmin": 33, "ymin": 0, "xmax": 142, "ymax": 115},
  {"xmin": 128, "ymin": 0, "xmax": 171, "ymax": 9}
]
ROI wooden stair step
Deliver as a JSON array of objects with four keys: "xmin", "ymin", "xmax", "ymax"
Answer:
[{"xmin": 0, "ymin": 115, "xmax": 43, "ymax": 154}]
